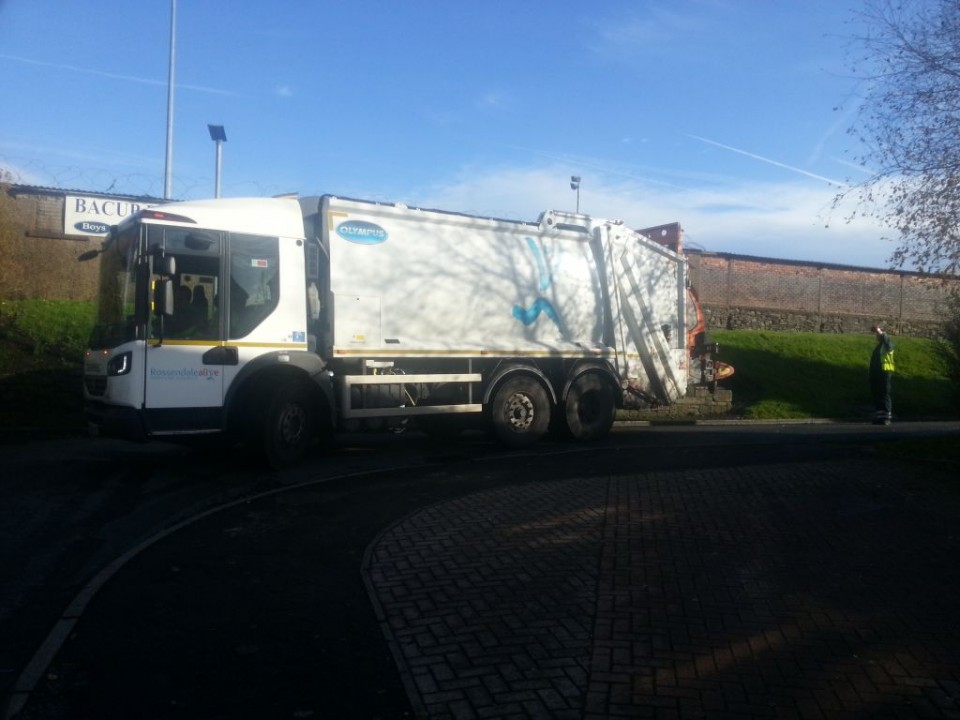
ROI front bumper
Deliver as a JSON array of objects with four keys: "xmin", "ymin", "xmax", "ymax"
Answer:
[{"xmin": 84, "ymin": 401, "xmax": 147, "ymax": 442}]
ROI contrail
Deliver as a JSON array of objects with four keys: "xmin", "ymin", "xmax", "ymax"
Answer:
[
  {"xmin": 0, "ymin": 53, "xmax": 236, "ymax": 96},
  {"xmin": 687, "ymin": 133, "xmax": 849, "ymax": 188}
]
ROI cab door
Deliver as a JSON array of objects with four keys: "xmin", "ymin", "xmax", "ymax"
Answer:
[{"xmin": 142, "ymin": 225, "xmax": 230, "ymax": 432}]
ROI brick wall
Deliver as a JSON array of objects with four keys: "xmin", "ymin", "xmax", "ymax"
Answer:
[
  {"xmin": 687, "ymin": 250, "xmax": 958, "ymax": 338},
  {"xmin": 0, "ymin": 185, "xmax": 161, "ymax": 301}
]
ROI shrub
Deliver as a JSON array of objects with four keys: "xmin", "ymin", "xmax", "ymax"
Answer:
[{"xmin": 0, "ymin": 299, "xmax": 95, "ymax": 359}]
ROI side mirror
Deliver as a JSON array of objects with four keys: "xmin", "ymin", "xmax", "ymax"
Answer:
[
  {"xmin": 154, "ymin": 278, "xmax": 175, "ymax": 317},
  {"xmin": 150, "ymin": 246, "xmax": 176, "ymax": 276}
]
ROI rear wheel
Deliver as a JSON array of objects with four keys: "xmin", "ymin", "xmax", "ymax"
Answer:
[
  {"xmin": 489, "ymin": 375, "xmax": 551, "ymax": 448},
  {"xmin": 260, "ymin": 381, "xmax": 317, "ymax": 468},
  {"xmin": 564, "ymin": 373, "xmax": 616, "ymax": 441}
]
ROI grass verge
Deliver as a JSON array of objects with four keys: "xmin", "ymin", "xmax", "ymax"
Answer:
[
  {"xmin": 0, "ymin": 300, "xmax": 94, "ymax": 432},
  {"xmin": 714, "ymin": 329, "xmax": 958, "ymax": 421}
]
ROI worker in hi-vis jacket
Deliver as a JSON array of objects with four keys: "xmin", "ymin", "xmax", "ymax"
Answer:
[{"xmin": 869, "ymin": 325, "xmax": 895, "ymax": 425}]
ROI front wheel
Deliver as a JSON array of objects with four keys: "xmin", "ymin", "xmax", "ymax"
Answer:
[
  {"xmin": 563, "ymin": 373, "xmax": 616, "ymax": 441},
  {"xmin": 489, "ymin": 375, "xmax": 551, "ymax": 449},
  {"xmin": 260, "ymin": 381, "xmax": 317, "ymax": 468}
]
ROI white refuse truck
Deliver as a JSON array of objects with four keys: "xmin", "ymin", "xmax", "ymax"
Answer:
[{"xmin": 82, "ymin": 195, "xmax": 729, "ymax": 466}]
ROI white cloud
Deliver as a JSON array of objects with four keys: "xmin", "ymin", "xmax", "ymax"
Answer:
[
  {"xmin": 475, "ymin": 92, "xmax": 503, "ymax": 110},
  {"xmin": 417, "ymin": 163, "xmax": 895, "ymax": 269},
  {"xmin": 588, "ymin": 6, "xmax": 710, "ymax": 58}
]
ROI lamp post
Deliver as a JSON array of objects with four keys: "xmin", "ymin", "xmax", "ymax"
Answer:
[
  {"xmin": 207, "ymin": 125, "xmax": 227, "ymax": 198},
  {"xmin": 570, "ymin": 175, "xmax": 581, "ymax": 213},
  {"xmin": 163, "ymin": 0, "xmax": 176, "ymax": 199}
]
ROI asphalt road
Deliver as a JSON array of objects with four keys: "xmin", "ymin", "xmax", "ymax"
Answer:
[{"xmin": 1, "ymin": 421, "xmax": 958, "ymax": 719}]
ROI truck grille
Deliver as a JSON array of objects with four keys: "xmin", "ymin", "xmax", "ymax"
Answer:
[{"xmin": 85, "ymin": 376, "xmax": 107, "ymax": 396}]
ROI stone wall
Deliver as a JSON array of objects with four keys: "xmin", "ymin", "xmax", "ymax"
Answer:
[
  {"xmin": 687, "ymin": 250, "xmax": 958, "ymax": 338},
  {"xmin": 621, "ymin": 386, "xmax": 734, "ymax": 421}
]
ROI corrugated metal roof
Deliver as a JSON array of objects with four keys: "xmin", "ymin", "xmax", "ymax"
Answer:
[{"xmin": 4, "ymin": 182, "xmax": 166, "ymax": 203}]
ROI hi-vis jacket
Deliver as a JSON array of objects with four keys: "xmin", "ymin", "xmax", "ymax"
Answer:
[
  {"xmin": 881, "ymin": 347, "xmax": 895, "ymax": 372},
  {"xmin": 872, "ymin": 334, "xmax": 896, "ymax": 374}
]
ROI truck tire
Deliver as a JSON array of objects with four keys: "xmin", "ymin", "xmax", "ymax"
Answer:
[
  {"xmin": 564, "ymin": 373, "xmax": 616, "ymax": 441},
  {"xmin": 260, "ymin": 381, "xmax": 316, "ymax": 468},
  {"xmin": 489, "ymin": 375, "xmax": 551, "ymax": 448}
]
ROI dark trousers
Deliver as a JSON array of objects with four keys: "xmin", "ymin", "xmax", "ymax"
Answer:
[{"xmin": 871, "ymin": 372, "xmax": 892, "ymax": 422}]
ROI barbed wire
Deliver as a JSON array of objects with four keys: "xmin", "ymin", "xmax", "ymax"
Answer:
[{"xmin": 0, "ymin": 153, "xmax": 294, "ymax": 200}]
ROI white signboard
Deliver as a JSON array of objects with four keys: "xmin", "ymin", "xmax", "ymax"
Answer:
[{"xmin": 63, "ymin": 194, "xmax": 149, "ymax": 237}]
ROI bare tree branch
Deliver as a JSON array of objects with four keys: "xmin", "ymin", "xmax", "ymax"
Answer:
[{"xmin": 838, "ymin": 0, "xmax": 960, "ymax": 275}]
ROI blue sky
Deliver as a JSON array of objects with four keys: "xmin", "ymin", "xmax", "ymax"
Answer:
[{"xmin": 0, "ymin": 1, "xmax": 893, "ymax": 267}]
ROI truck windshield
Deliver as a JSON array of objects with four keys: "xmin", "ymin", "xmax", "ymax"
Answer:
[{"xmin": 88, "ymin": 223, "xmax": 142, "ymax": 349}]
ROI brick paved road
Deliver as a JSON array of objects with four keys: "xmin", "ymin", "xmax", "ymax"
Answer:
[{"xmin": 364, "ymin": 460, "xmax": 960, "ymax": 719}]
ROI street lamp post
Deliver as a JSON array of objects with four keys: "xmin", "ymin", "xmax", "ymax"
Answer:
[
  {"xmin": 208, "ymin": 125, "xmax": 227, "ymax": 198},
  {"xmin": 163, "ymin": 0, "xmax": 176, "ymax": 199},
  {"xmin": 570, "ymin": 175, "xmax": 581, "ymax": 213}
]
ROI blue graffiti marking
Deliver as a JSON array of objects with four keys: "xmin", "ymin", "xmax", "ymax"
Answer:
[
  {"xmin": 513, "ymin": 298, "xmax": 560, "ymax": 326},
  {"xmin": 512, "ymin": 237, "xmax": 564, "ymax": 333},
  {"xmin": 526, "ymin": 237, "xmax": 552, "ymax": 291}
]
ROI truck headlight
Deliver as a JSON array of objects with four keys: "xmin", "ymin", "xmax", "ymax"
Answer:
[{"xmin": 107, "ymin": 351, "xmax": 132, "ymax": 376}]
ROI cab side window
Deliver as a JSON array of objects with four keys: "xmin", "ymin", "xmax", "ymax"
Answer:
[
  {"xmin": 229, "ymin": 234, "xmax": 280, "ymax": 339},
  {"xmin": 147, "ymin": 227, "xmax": 222, "ymax": 341}
]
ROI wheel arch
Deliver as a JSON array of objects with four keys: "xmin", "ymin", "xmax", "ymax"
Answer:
[
  {"xmin": 224, "ymin": 351, "xmax": 334, "ymax": 436},
  {"xmin": 560, "ymin": 361, "xmax": 623, "ymax": 407},
  {"xmin": 482, "ymin": 362, "xmax": 557, "ymax": 406}
]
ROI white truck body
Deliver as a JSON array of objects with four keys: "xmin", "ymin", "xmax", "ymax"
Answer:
[
  {"xmin": 83, "ymin": 195, "xmax": 721, "ymax": 465},
  {"xmin": 320, "ymin": 197, "xmax": 686, "ymax": 396}
]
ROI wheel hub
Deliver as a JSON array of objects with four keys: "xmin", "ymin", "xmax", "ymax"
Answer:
[
  {"xmin": 505, "ymin": 393, "xmax": 535, "ymax": 431},
  {"xmin": 279, "ymin": 403, "xmax": 307, "ymax": 445}
]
